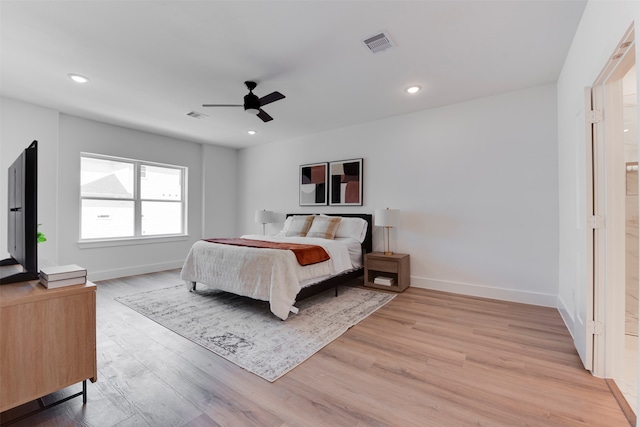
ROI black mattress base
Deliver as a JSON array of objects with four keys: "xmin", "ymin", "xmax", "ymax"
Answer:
[{"xmin": 294, "ymin": 267, "xmax": 363, "ymax": 303}]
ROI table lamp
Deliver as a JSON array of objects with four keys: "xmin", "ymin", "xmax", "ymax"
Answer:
[
  {"xmin": 374, "ymin": 208, "xmax": 399, "ymax": 255},
  {"xmin": 254, "ymin": 209, "xmax": 274, "ymax": 235}
]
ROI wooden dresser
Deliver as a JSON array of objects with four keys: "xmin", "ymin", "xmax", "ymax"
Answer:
[{"xmin": 0, "ymin": 271, "xmax": 97, "ymax": 412}]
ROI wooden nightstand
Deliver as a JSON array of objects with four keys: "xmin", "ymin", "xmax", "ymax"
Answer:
[{"xmin": 364, "ymin": 252, "xmax": 410, "ymax": 292}]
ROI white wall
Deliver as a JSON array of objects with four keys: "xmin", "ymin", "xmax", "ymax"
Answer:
[
  {"xmin": 557, "ymin": 1, "xmax": 640, "ymax": 335},
  {"xmin": 202, "ymin": 144, "xmax": 238, "ymax": 239},
  {"xmin": 238, "ymin": 84, "xmax": 559, "ymax": 306},
  {"xmin": 0, "ymin": 97, "xmax": 238, "ymax": 282},
  {"xmin": 57, "ymin": 114, "xmax": 207, "ymax": 280}
]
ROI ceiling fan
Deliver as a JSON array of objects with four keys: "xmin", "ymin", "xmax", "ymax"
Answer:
[{"xmin": 202, "ymin": 81, "xmax": 285, "ymax": 122}]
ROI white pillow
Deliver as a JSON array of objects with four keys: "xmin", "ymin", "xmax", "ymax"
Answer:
[
  {"xmin": 306, "ymin": 216, "xmax": 341, "ymax": 239},
  {"xmin": 321, "ymin": 215, "xmax": 368, "ymax": 243}
]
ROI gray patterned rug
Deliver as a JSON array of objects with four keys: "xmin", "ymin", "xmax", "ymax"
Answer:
[{"xmin": 116, "ymin": 283, "xmax": 395, "ymax": 382}]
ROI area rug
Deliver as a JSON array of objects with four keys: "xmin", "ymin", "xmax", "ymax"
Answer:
[{"xmin": 116, "ymin": 284, "xmax": 395, "ymax": 382}]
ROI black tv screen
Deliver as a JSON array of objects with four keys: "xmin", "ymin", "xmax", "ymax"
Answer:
[{"xmin": 1, "ymin": 140, "xmax": 39, "ymax": 284}]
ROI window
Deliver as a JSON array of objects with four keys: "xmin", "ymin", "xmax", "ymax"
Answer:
[{"xmin": 80, "ymin": 154, "xmax": 187, "ymax": 241}]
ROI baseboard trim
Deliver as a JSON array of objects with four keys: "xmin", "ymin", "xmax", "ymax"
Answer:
[
  {"xmin": 409, "ymin": 277, "xmax": 557, "ymax": 307},
  {"xmin": 87, "ymin": 260, "xmax": 184, "ymax": 282},
  {"xmin": 90, "ymin": 268, "xmax": 558, "ymax": 307},
  {"xmin": 605, "ymin": 378, "xmax": 636, "ymax": 427},
  {"xmin": 556, "ymin": 295, "xmax": 575, "ymax": 339}
]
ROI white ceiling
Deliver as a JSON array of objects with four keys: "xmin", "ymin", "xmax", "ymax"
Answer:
[{"xmin": 0, "ymin": 0, "xmax": 586, "ymax": 149}]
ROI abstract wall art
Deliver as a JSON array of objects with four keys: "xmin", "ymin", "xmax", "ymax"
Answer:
[
  {"xmin": 329, "ymin": 158, "xmax": 363, "ymax": 206},
  {"xmin": 299, "ymin": 162, "xmax": 328, "ymax": 206}
]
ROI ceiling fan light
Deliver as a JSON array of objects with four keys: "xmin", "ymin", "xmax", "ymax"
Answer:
[{"xmin": 244, "ymin": 92, "xmax": 260, "ymax": 112}]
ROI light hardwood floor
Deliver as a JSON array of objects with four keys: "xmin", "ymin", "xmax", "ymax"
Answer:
[{"xmin": 0, "ymin": 269, "xmax": 631, "ymax": 426}]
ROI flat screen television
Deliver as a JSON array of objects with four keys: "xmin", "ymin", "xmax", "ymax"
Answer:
[{"xmin": 0, "ymin": 140, "xmax": 39, "ymax": 284}]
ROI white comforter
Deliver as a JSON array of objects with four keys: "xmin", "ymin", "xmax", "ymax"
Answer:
[{"xmin": 180, "ymin": 235, "xmax": 354, "ymax": 320}]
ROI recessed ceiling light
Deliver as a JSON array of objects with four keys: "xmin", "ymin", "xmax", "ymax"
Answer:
[
  {"xmin": 406, "ymin": 86, "xmax": 421, "ymax": 94},
  {"xmin": 247, "ymin": 130, "xmax": 257, "ymax": 135},
  {"xmin": 68, "ymin": 73, "xmax": 89, "ymax": 83},
  {"xmin": 624, "ymin": 128, "xmax": 630, "ymax": 132}
]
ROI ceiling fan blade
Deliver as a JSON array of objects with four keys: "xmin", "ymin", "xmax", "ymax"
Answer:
[
  {"xmin": 256, "ymin": 109, "xmax": 273, "ymax": 122},
  {"xmin": 202, "ymin": 104, "xmax": 243, "ymax": 107},
  {"xmin": 258, "ymin": 91, "xmax": 285, "ymax": 107}
]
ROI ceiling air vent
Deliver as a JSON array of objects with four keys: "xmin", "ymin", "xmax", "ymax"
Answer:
[
  {"xmin": 362, "ymin": 31, "xmax": 395, "ymax": 54},
  {"xmin": 186, "ymin": 111, "xmax": 208, "ymax": 119}
]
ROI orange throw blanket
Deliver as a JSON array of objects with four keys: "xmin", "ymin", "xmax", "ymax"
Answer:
[{"xmin": 203, "ymin": 238, "xmax": 330, "ymax": 266}]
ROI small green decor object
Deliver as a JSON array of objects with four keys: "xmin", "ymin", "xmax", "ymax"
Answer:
[{"xmin": 37, "ymin": 224, "xmax": 47, "ymax": 243}]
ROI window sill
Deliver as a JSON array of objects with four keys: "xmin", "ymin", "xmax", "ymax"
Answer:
[{"xmin": 78, "ymin": 234, "xmax": 190, "ymax": 249}]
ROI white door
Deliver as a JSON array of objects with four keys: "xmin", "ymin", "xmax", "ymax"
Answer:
[{"xmin": 575, "ymin": 87, "xmax": 597, "ymax": 371}]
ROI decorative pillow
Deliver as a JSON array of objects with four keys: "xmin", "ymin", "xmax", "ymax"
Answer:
[
  {"xmin": 321, "ymin": 215, "xmax": 368, "ymax": 243},
  {"xmin": 283, "ymin": 215, "xmax": 314, "ymax": 237},
  {"xmin": 306, "ymin": 216, "xmax": 341, "ymax": 239}
]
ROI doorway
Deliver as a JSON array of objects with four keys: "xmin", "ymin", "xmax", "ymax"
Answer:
[
  {"xmin": 588, "ymin": 25, "xmax": 637, "ymax": 415},
  {"xmin": 619, "ymin": 63, "xmax": 639, "ymax": 413}
]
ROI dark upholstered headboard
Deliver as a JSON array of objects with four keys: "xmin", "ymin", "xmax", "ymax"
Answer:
[{"xmin": 286, "ymin": 213, "xmax": 373, "ymax": 255}]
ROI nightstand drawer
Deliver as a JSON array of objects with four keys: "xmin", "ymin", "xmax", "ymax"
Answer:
[{"xmin": 366, "ymin": 258, "xmax": 398, "ymax": 273}]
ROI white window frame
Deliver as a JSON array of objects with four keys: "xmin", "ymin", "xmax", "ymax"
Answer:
[{"xmin": 78, "ymin": 153, "xmax": 188, "ymax": 248}]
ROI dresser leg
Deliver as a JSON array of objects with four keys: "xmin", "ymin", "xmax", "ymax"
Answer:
[{"xmin": 2, "ymin": 380, "xmax": 88, "ymax": 425}]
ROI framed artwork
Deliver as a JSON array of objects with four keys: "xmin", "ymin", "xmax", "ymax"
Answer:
[
  {"xmin": 299, "ymin": 162, "xmax": 328, "ymax": 206},
  {"xmin": 329, "ymin": 158, "xmax": 363, "ymax": 206}
]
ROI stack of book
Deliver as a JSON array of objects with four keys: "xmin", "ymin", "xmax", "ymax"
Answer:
[
  {"xmin": 39, "ymin": 264, "xmax": 87, "ymax": 289},
  {"xmin": 373, "ymin": 276, "xmax": 395, "ymax": 287}
]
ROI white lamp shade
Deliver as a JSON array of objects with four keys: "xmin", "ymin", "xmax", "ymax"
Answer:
[
  {"xmin": 374, "ymin": 208, "xmax": 399, "ymax": 227},
  {"xmin": 255, "ymin": 210, "xmax": 273, "ymax": 224}
]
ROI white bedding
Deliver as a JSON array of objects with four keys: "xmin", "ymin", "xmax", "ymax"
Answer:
[{"xmin": 180, "ymin": 234, "xmax": 357, "ymax": 320}]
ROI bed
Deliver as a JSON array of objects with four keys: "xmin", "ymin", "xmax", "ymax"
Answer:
[{"xmin": 180, "ymin": 213, "xmax": 373, "ymax": 320}]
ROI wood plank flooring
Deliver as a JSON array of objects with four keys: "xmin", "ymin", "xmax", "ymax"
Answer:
[{"xmin": 0, "ymin": 269, "xmax": 631, "ymax": 426}]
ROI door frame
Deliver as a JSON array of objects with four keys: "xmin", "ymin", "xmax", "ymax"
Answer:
[
  {"xmin": 580, "ymin": 86, "xmax": 596, "ymax": 372},
  {"xmin": 588, "ymin": 25, "xmax": 635, "ymax": 378}
]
